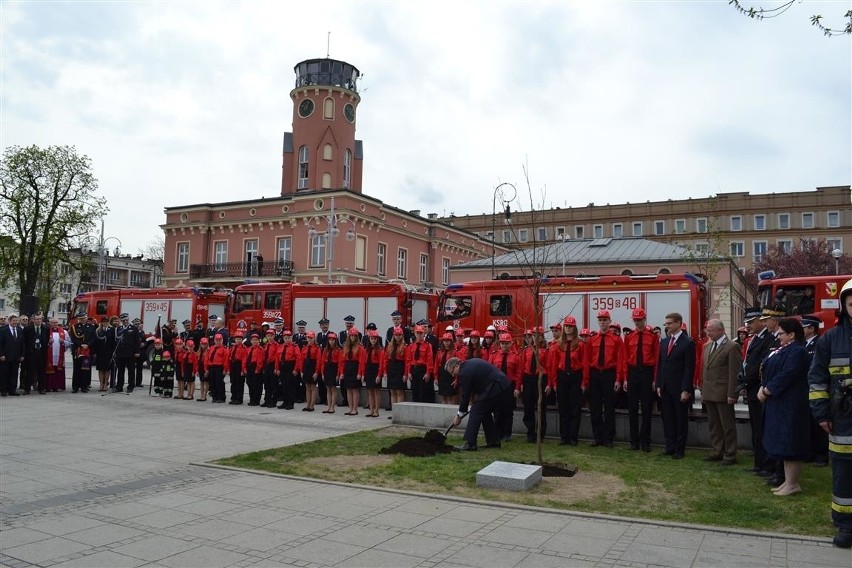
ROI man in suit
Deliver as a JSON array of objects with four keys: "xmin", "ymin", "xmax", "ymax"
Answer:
[
  {"xmin": 655, "ymin": 312, "xmax": 695, "ymax": 459},
  {"xmin": 0, "ymin": 314, "xmax": 25, "ymax": 396},
  {"xmin": 447, "ymin": 357, "xmax": 513, "ymax": 451},
  {"xmin": 701, "ymin": 319, "xmax": 742, "ymax": 465},
  {"xmin": 24, "ymin": 314, "xmax": 50, "ymax": 394},
  {"xmin": 739, "ymin": 307, "xmax": 774, "ymax": 476}
]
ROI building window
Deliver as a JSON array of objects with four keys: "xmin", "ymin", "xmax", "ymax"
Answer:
[
  {"xmin": 828, "ymin": 211, "xmax": 840, "ymax": 228},
  {"xmin": 778, "ymin": 213, "xmax": 790, "ymax": 230},
  {"xmin": 419, "ymin": 253, "xmax": 428, "ymax": 283},
  {"xmin": 323, "ymin": 97, "xmax": 334, "ymax": 119},
  {"xmin": 753, "ymin": 241, "xmax": 767, "ymax": 263},
  {"xmin": 674, "ymin": 219, "xmax": 686, "ymax": 234},
  {"xmin": 321, "ymin": 172, "xmax": 331, "ymax": 189},
  {"xmin": 632, "ymin": 222, "xmax": 643, "ymax": 237},
  {"xmin": 730, "ymin": 216, "xmax": 742, "ymax": 231},
  {"xmin": 377, "ymin": 243, "xmax": 387, "ymax": 276},
  {"xmin": 612, "ymin": 224, "xmax": 623, "ymax": 238},
  {"xmin": 696, "ymin": 218, "xmax": 707, "ymax": 234},
  {"xmin": 214, "ymin": 241, "xmax": 228, "ymax": 271},
  {"xmin": 555, "ymin": 226, "xmax": 565, "ymax": 238},
  {"xmin": 298, "ymin": 146, "xmax": 309, "ymax": 189},
  {"xmin": 130, "ymin": 272, "xmax": 146, "ymax": 286},
  {"xmin": 277, "ymin": 237, "xmax": 292, "ymax": 263},
  {"xmin": 107, "ymin": 269, "xmax": 120, "ymax": 284},
  {"xmin": 310, "ymin": 235, "xmax": 326, "ymax": 267},
  {"xmin": 0, "ymin": 299, "xmax": 5, "ymax": 310},
  {"xmin": 777, "ymin": 239, "xmax": 792, "ymax": 254},
  {"xmin": 754, "ymin": 214, "xmax": 766, "ymax": 231},
  {"xmin": 502, "ymin": 229, "xmax": 512, "ymax": 243},
  {"xmin": 355, "ymin": 235, "xmax": 367, "ymax": 271},
  {"xmin": 730, "ymin": 241, "xmax": 744, "ymax": 257},
  {"xmin": 695, "ymin": 243, "xmax": 710, "ymax": 256},
  {"xmin": 176, "ymin": 242, "xmax": 189, "ymax": 273},
  {"xmin": 518, "ymin": 229, "xmax": 529, "ymax": 243},
  {"xmin": 573, "ymin": 226, "xmax": 583, "ymax": 239},
  {"xmin": 536, "ymin": 227, "xmax": 547, "ymax": 241},
  {"xmin": 827, "ymin": 238, "xmax": 843, "ymax": 252},
  {"xmin": 485, "ymin": 231, "xmax": 494, "ymax": 241},
  {"xmin": 802, "ymin": 212, "xmax": 814, "ymax": 229},
  {"xmin": 441, "ymin": 257, "xmax": 450, "ymax": 286},
  {"xmin": 323, "ymin": 144, "xmax": 333, "ymax": 160},
  {"xmin": 343, "ymin": 149, "xmax": 352, "ymax": 189},
  {"xmin": 593, "ymin": 224, "xmax": 603, "ymax": 239},
  {"xmin": 654, "ymin": 220, "xmax": 665, "ymax": 235},
  {"xmin": 397, "ymin": 248, "xmax": 407, "ymax": 280}
]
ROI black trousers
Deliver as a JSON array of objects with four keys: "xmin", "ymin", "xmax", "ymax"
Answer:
[
  {"xmin": 463, "ymin": 387, "xmax": 514, "ymax": 446},
  {"xmin": 209, "ymin": 365, "xmax": 226, "ymax": 402},
  {"xmin": 262, "ymin": 364, "xmax": 277, "ymax": 406},
  {"xmin": 627, "ymin": 366, "xmax": 655, "ymax": 447},
  {"xmin": 589, "ymin": 369, "xmax": 616, "ymax": 443},
  {"xmin": 660, "ymin": 388, "xmax": 689, "ymax": 455},
  {"xmin": 747, "ymin": 398, "xmax": 773, "ymax": 470},
  {"xmin": 115, "ymin": 357, "xmax": 134, "ymax": 391},
  {"xmin": 410, "ymin": 364, "xmax": 433, "ymax": 403},
  {"xmin": 279, "ymin": 361, "xmax": 297, "ymax": 407},
  {"xmin": 832, "ymin": 455, "xmax": 852, "ymax": 531},
  {"xmin": 19, "ymin": 360, "xmax": 31, "ymax": 391},
  {"xmin": 1, "ymin": 361, "xmax": 20, "ymax": 394},
  {"xmin": 29, "ymin": 359, "xmax": 46, "ymax": 392},
  {"xmin": 809, "ymin": 415, "xmax": 830, "ymax": 463},
  {"xmin": 229, "ymin": 362, "xmax": 244, "ymax": 402},
  {"xmin": 71, "ymin": 357, "xmax": 92, "ymax": 391},
  {"xmin": 522, "ymin": 373, "xmax": 548, "ymax": 440},
  {"xmin": 247, "ymin": 369, "xmax": 263, "ymax": 405},
  {"xmin": 556, "ymin": 371, "xmax": 583, "ymax": 443},
  {"xmin": 135, "ymin": 357, "xmax": 144, "ymax": 387}
]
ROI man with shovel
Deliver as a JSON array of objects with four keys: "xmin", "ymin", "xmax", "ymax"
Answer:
[{"xmin": 446, "ymin": 357, "xmax": 513, "ymax": 451}]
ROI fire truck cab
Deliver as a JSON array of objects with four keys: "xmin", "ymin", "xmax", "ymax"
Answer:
[
  {"xmin": 437, "ymin": 273, "xmax": 708, "ymax": 339},
  {"xmin": 757, "ymin": 271, "xmax": 851, "ymax": 331},
  {"xmin": 229, "ymin": 281, "xmax": 437, "ymax": 334}
]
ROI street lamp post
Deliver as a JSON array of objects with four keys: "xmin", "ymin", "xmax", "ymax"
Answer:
[
  {"xmin": 81, "ymin": 220, "xmax": 122, "ymax": 291},
  {"xmin": 491, "ymin": 182, "xmax": 517, "ymax": 279},
  {"xmin": 307, "ymin": 196, "xmax": 355, "ymax": 283},
  {"xmin": 833, "ymin": 248, "xmax": 842, "ymax": 275}
]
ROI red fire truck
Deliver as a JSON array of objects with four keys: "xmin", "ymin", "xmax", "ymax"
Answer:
[
  {"xmin": 229, "ymin": 281, "xmax": 438, "ymax": 334},
  {"xmin": 437, "ymin": 273, "xmax": 708, "ymax": 338},
  {"xmin": 756, "ymin": 271, "xmax": 852, "ymax": 331},
  {"xmin": 72, "ymin": 288, "xmax": 231, "ymax": 336}
]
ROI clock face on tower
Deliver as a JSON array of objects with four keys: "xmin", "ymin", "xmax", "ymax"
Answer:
[
  {"xmin": 344, "ymin": 103, "xmax": 356, "ymax": 123},
  {"xmin": 298, "ymin": 99, "xmax": 314, "ymax": 118}
]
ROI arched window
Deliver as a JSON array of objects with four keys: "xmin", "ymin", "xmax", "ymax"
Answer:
[
  {"xmin": 343, "ymin": 149, "xmax": 352, "ymax": 189},
  {"xmin": 323, "ymin": 144, "xmax": 333, "ymax": 160},
  {"xmin": 321, "ymin": 172, "xmax": 331, "ymax": 189},
  {"xmin": 323, "ymin": 97, "xmax": 334, "ymax": 119},
  {"xmin": 621, "ymin": 268, "xmax": 634, "ymax": 276},
  {"xmin": 658, "ymin": 267, "xmax": 671, "ymax": 275},
  {"xmin": 298, "ymin": 146, "xmax": 309, "ymax": 189}
]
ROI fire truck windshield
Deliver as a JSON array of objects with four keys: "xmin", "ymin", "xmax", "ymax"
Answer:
[
  {"xmin": 232, "ymin": 292, "xmax": 255, "ymax": 314},
  {"xmin": 758, "ymin": 284, "xmax": 816, "ymax": 316},
  {"xmin": 439, "ymin": 295, "xmax": 471, "ymax": 320}
]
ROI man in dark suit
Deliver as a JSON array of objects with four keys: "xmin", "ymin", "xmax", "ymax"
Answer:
[
  {"xmin": 24, "ymin": 314, "xmax": 50, "ymax": 394},
  {"xmin": 447, "ymin": 357, "xmax": 513, "ymax": 451},
  {"xmin": 0, "ymin": 314, "xmax": 25, "ymax": 396},
  {"xmin": 739, "ymin": 307, "xmax": 774, "ymax": 475},
  {"xmin": 655, "ymin": 312, "xmax": 695, "ymax": 459}
]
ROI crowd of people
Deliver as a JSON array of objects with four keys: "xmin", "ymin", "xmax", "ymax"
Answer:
[{"xmin": 1, "ymin": 280, "xmax": 851, "ymax": 548}]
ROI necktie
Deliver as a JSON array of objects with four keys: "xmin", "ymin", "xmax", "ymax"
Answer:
[
  {"xmin": 710, "ymin": 341, "xmax": 718, "ymax": 355},
  {"xmin": 530, "ymin": 350, "xmax": 537, "ymax": 374},
  {"xmin": 598, "ymin": 336, "xmax": 606, "ymax": 367},
  {"xmin": 501, "ymin": 353, "xmax": 508, "ymax": 373},
  {"xmin": 415, "ymin": 343, "xmax": 421, "ymax": 361},
  {"xmin": 565, "ymin": 345, "xmax": 572, "ymax": 373},
  {"xmin": 667, "ymin": 336, "xmax": 676, "ymax": 356},
  {"xmin": 12, "ymin": 328, "xmax": 16, "ymax": 339},
  {"xmin": 636, "ymin": 332, "xmax": 643, "ymax": 366}
]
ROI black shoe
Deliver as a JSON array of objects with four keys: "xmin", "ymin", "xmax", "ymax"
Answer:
[
  {"xmin": 457, "ymin": 443, "xmax": 477, "ymax": 451},
  {"xmin": 659, "ymin": 450, "xmax": 674, "ymax": 457},
  {"xmin": 485, "ymin": 442, "xmax": 502, "ymax": 449},
  {"xmin": 630, "ymin": 443, "xmax": 640, "ymax": 451},
  {"xmin": 527, "ymin": 436, "xmax": 536, "ymax": 443},
  {"xmin": 0, "ymin": 392, "xmax": 7, "ymax": 397},
  {"xmin": 743, "ymin": 467, "xmax": 763, "ymax": 473},
  {"xmin": 247, "ymin": 402, "xmax": 259, "ymax": 406},
  {"xmin": 21, "ymin": 390, "xmax": 30, "ymax": 395},
  {"xmin": 501, "ymin": 436, "xmax": 511, "ymax": 443},
  {"xmin": 704, "ymin": 455, "xmax": 723, "ymax": 462},
  {"xmin": 9, "ymin": 392, "xmax": 20, "ymax": 396},
  {"xmin": 38, "ymin": 390, "xmax": 46, "ymax": 394},
  {"xmin": 589, "ymin": 440, "xmax": 604, "ymax": 447},
  {"xmin": 81, "ymin": 388, "xmax": 89, "ymax": 393},
  {"xmin": 385, "ymin": 406, "xmax": 392, "ymax": 411},
  {"xmin": 833, "ymin": 529, "xmax": 852, "ymax": 548},
  {"xmin": 277, "ymin": 403, "xmax": 287, "ymax": 409},
  {"xmin": 767, "ymin": 476, "xmax": 785, "ymax": 488},
  {"xmin": 641, "ymin": 445, "xmax": 651, "ymax": 453},
  {"xmin": 755, "ymin": 470, "xmax": 773, "ymax": 478},
  {"xmin": 72, "ymin": 389, "xmax": 79, "ymax": 393},
  {"xmin": 671, "ymin": 453, "xmax": 684, "ymax": 460}
]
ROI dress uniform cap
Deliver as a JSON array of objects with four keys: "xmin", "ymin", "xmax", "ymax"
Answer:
[
  {"xmin": 759, "ymin": 308, "xmax": 785, "ymax": 320},
  {"xmin": 273, "ymin": 317, "xmax": 284, "ymax": 325},
  {"xmin": 343, "ymin": 315, "xmax": 356, "ymax": 322},
  {"xmin": 499, "ymin": 333, "xmax": 512, "ymax": 342},
  {"xmin": 563, "ymin": 315, "xmax": 577, "ymax": 327},
  {"xmin": 208, "ymin": 314, "xmax": 218, "ymax": 321},
  {"xmin": 631, "ymin": 307, "xmax": 647, "ymax": 320},
  {"xmin": 416, "ymin": 319, "xmax": 428, "ymax": 326},
  {"xmin": 182, "ymin": 319, "xmax": 191, "ymax": 325},
  {"xmin": 132, "ymin": 318, "xmax": 142, "ymax": 324},
  {"xmin": 743, "ymin": 307, "xmax": 762, "ymax": 323},
  {"xmin": 76, "ymin": 311, "xmax": 87, "ymax": 318},
  {"xmin": 162, "ymin": 351, "xmax": 171, "ymax": 358},
  {"xmin": 119, "ymin": 313, "xmax": 129, "ymax": 319},
  {"xmin": 597, "ymin": 310, "xmax": 611, "ymax": 319},
  {"xmin": 391, "ymin": 310, "xmax": 402, "ymax": 317},
  {"xmin": 169, "ymin": 319, "xmax": 177, "ymax": 324},
  {"xmin": 318, "ymin": 318, "xmax": 330, "ymax": 324},
  {"xmin": 296, "ymin": 320, "xmax": 307, "ymax": 327},
  {"xmin": 801, "ymin": 315, "xmax": 821, "ymax": 329},
  {"xmin": 442, "ymin": 332, "xmax": 454, "ymax": 340},
  {"xmin": 414, "ymin": 325, "xmax": 425, "ymax": 333}
]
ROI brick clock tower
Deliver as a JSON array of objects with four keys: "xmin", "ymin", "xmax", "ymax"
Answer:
[{"xmin": 281, "ymin": 58, "xmax": 363, "ymax": 195}]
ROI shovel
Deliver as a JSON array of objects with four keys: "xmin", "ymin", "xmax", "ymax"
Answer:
[{"xmin": 442, "ymin": 411, "xmax": 469, "ymax": 440}]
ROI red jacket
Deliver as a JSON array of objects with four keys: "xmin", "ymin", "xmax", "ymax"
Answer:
[
  {"xmin": 360, "ymin": 344, "xmax": 384, "ymax": 377},
  {"xmin": 585, "ymin": 332, "xmax": 625, "ymax": 382},
  {"xmin": 339, "ymin": 345, "xmax": 363, "ymax": 376},
  {"xmin": 405, "ymin": 340, "xmax": 433, "ymax": 376},
  {"xmin": 620, "ymin": 329, "xmax": 659, "ymax": 381},
  {"xmin": 521, "ymin": 345, "xmax": 550, "ymax": 378},
  {"xmin": 381, "ymin": 344, "xmax": 407, "ymax": 376},
  {"xmin": 490, "ymin": 349, "xmax": 523, "ymax": 389},
  {"xmin": 547, "ymin": 341, "xmax": 590, "ymax": 389},
  {"xmin": 300, "ymin": 344, "xmax": 322, "ymax": 379},
  {"xmin": 321, "ymin": 346, "xmax": 343, "ymax": 378},
  {"xmin": 433, "ymin": 346, "xmax": 455, "ymax": 376},
  {"xmin": 245, "ymin": 344, "xmax": 266, "ymax": 374},
  {"xmin": 206, "ymin": 344, "xmax": 230, "ymax": 369},
  {"xmin": 277, "ymin": 342, "xmax": 303, "ymax": 374},
  {"xmin": 229, "ymin": 343, "xmax": 249, "ymax": 372},
  {"xmin": 263, "ymin": 342, "xmax": 279, "ymax": 368}
]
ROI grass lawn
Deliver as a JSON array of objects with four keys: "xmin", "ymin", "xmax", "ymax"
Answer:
[{"xmin": 215, "ymin": 427, "xmax": 834, "ymax": 537}]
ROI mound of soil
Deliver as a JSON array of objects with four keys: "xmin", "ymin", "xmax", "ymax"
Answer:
[
  {"xmin": 380, "ymin": 429, "xmax": 457, "ymax": 457},
  {"xmin": 540, "ymin": 463, "xmax": 578, "ymax": 477}
]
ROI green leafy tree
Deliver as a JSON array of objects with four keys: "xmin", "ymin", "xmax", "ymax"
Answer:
[
  {"xmin": 0, "ymin": 145, "xmax": 108, "ymax": 312},
  {"xmin": 729, "ymin": 0, "xmax": 852, "ymax": 36}
]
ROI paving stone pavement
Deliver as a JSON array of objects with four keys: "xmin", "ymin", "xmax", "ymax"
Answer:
[{"xmin": 1, "ymin": 369, "xmax": 850, "ymax": 567}]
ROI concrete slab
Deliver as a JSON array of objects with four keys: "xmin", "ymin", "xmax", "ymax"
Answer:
[{"xmin": 477, "ymin": 460, "xmax": 542, "ymax": 491}]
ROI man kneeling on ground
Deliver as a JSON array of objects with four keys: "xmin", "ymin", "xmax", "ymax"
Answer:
[{"xmin": 446, "ymin": 357, "xmax": 514, "ymax": 451}]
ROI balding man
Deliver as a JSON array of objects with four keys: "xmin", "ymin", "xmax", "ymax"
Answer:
[
  {"xmin": 447, "ymin": 357, "xmax": 513, "ymax": 451},
  {"xmin": 701, "ymin": 319, "xmax": 742, "ymax": 465}
]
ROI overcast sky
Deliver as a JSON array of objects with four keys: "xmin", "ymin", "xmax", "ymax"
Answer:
[{"xmin": 2, "ymin": 1, "xmax": 850, "ymax": 255}]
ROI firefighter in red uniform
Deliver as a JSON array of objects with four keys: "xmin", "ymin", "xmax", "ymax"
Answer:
[
  {"xmin": 548, "ymin": 317, "xmax": 588, "ymax": 446},
  {"xmin": 434, "ymin": 332, "xmax": 459, "ymax": 405},
  {"xmin": 228, "ymin": 331, "xmax": 248, "ymax": 405},
  {"xmin": 276, "ymin": 331, "xmax": 303, "ymax": 410},
  {"xmin": 205, "ymin": 333, "xmax": 230, "ymax": 404},
  {"xmin": 621, "ymin": 308, "xmax": 659, "ymax": 452},
  {"xmin": 585, "ymin": 310, "xmax": 624, "ymax": 447},
  {"xmin": 261, "ymin": 330, "xmax": 280, "ymax": 408},
  {"xmin": 490, "ymin": 332, "xmax": 522, "ymax": 442},
  {"xmin": 465, "ymin": 331, "xmax": 487, "ymax": 360},
  {"xmin": 321, "ymin": 332, "xmax": 343, "ymax": 413},
  {"xmin": 245, "ymin": 333, "xmax": 266, "ymax": 406},
  {"xmin": 406, "ymin": 325, "xmax": 434, "ymax": 403},
  {"xmin": 361, "ymin": 330, "xmax": 385, "ymax": 417}
]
